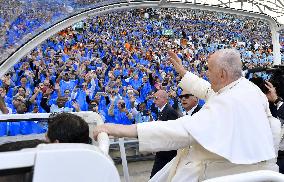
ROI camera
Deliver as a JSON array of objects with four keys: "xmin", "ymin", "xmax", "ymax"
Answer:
[
  {"xmin": 120, "ymin": 102, "xmax": 126, "ymax": 108},
  {"xmin": 269, "ymin": 66, "xmax": 284, "ymax": 99},
  {"xmin": 248, "ymin": 65, "xmax": 284, "ymax": 98},
  {"xmin": 250, "ymin": 77, "xmax": 269, "ymax": 94}
]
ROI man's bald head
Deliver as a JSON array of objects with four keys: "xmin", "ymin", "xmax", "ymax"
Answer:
[
  {"xmin": 154, "ymin": 90, "xmax": 168, "ymax": 109},
  {"xmin": 155, "ymin": 90, "xmax": 168, "ymax": 100}
]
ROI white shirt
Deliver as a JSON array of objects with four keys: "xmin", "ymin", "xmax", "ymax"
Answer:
[
  {"xmin": 158, "ymin": 103, "xmax": 167, "ymax": 113},
  {"xmin": 182, "ymin": 105, "xmax": 197, "ymax": 116}
]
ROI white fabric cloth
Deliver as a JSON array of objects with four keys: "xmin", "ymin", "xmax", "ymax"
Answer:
[
  {"xmin": 179, "ymin": 72, "xmax": 275, "ymax": 164},
  {"xmin": 137, "ymin": 71, "xmax": 280, "ymax": 182}
]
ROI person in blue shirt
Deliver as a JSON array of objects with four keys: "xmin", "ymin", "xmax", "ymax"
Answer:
[
  {"xmin": 139, "ymin": 75, "xmax": 152, "ymax": 102},
  {"xmin": 129, "ymin": 74, "xmax": 142, "ymax": 91},
  {"xmin": 108, "ymin": 98, "xmax": 133, "ymax": 125},
  {"xmin": 58, "ymin": 73, "xmax": 76, "ymax": 96},
  {"xmin": 134, "ymin": 102, "xmax": 152, "ymax": 123}
]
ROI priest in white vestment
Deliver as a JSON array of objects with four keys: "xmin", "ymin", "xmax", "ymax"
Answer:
[{"xmin": 93, "ymin": 49, "xmax": 281, "ymax": 181}]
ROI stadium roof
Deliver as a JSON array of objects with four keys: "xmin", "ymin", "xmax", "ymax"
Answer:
[
  {"xmin": 0, "ymin": 0, "xmax": 283, "ymax": 70},
  {"xmin": 166, "ymin": 0, "xmax": 284, "ymax": 25}
]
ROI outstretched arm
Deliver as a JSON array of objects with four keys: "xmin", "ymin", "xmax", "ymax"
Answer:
[
  {"xmin": 93, "ymin": 124, "xmax": 138, "ymax": 140},
  {"xmin": 93, "ymin": 119, "xmax": 193, "ymax": 152}
]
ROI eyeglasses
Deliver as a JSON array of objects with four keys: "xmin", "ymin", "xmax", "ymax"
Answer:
[{"xmin": 179, "ymin": 94, "xmax": 193, "ymax": 99}]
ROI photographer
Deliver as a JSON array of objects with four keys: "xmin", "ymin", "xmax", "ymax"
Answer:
[
  {"xmin": 248, "ymin": 66, "xmax": 284, "ymax": 121},
  {"xmin": 265, "ymin": 81, "xmax": 284, "ymax": 121},
  {"xmin": 108, "ymin": 98, "xmax": 133, "ymax": 125},
  {"xmin": 249, "ymin": 66, "xmax": 284, "ymax": 174},
  {"xmin": 264, "ymin": 80, "xmax": 284, "ymax": 174}
]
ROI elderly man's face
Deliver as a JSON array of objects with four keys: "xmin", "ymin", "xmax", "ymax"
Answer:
[
  {"xmin": 206, "ymin": 53, "xmax": 223, "ymax": 92},
  {"xmin": 180, "ymin": 93, "xmax": 198, "ymax": 112},
  {"xmin": 154, "ymin": 91, "xmax": 166, "ymax": 109}
]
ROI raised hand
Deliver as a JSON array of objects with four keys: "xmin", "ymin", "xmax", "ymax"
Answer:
[
  {"xmin": 34, "ymin": 87, "xmax": 41, "ymax": 93},
  {"xmin": 168, "ymin": 50, "xmax": 187, "ymax": 77},
  {"xmin": 265, "ymin": 81, "xmax": 278, "ymax": 103},
  {"xmin": 72, "ymin": 101, "xmax": 80, "ymax": 112},
  {"xmin": 54, "ymin": 83, "xmax": 60, "ymax": 91}
]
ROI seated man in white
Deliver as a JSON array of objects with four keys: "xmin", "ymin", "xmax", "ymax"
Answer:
[{"xmin": 93, "ymin": 49, "xmax": 281, "ymax": 181}]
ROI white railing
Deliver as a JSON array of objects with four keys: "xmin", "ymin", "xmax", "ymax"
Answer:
[{"xmin": 0, "ymin": 111, "xmax": 110, "ymax": 154}]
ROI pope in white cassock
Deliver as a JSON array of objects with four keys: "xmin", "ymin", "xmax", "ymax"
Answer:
[{"xmin": 93, "ymin": 49, "xmax": 281, "ymax": 181}]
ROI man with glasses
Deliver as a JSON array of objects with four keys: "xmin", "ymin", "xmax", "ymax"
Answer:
[{"xmin": 179, "ymin": 90, "xmax": 200, "ymax": 116}]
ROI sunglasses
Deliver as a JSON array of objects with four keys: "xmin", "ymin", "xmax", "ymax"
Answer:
[
  {"xmin": 90, "ymin": 104, "xmax": 97, "ymax": 107},
  {"xmin": 179, "ymin": 94, "xmax": 193, "ymax": 99}
]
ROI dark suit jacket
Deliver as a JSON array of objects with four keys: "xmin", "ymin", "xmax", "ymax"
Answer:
[
  {"xmin": 191, "ymin": 105, "xmax": 201, "ymax": 116},
  {"xmin": 270, "ymin": 102, "xmax": 284, "ymax": 122},
  {"xmin": 150, "ymin": 103, "xmax": 180, "ymax": 178},
  {"xmin": 159, "ymin": 103, "xmax": 180, "ymax": 121}
]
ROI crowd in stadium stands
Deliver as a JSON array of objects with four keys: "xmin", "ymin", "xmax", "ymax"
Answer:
[
  {"xmin": 0, "ymin": 0, "xmax": 125, "ymax": 63},
  {"xmin": 0, "ymin": 8, "xmax": 283, "ymax": 136}
]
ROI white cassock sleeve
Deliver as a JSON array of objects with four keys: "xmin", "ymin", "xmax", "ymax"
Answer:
[{"xmin": 137, "ymin": 118, "xmax": 194, "ymax": 152}]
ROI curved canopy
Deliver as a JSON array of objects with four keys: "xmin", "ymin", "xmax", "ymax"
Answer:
[
  {"xmin": 167, "ymin": 0, "xmax": 284, "ymax": 25},
  {"xmin": 0, "ymin": 0, "xmax": 283, "ymax": 65}
]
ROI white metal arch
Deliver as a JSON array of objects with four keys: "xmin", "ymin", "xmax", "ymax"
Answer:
[{"xmin": 0, "ymin": 1, "xmax": 281, "ymax": 78}]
